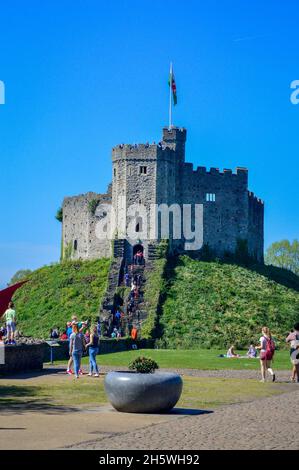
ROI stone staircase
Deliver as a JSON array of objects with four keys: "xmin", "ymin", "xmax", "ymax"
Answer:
[
  {"xmin": 100, "ymin": 245, "xmax": 158, "ymax": 338},
  {"xmin": 100, "ymin": 257, "xmax": 124, "ymax": 334},
  {"xmin": 120, "ymin": 262, "xmax": 155, "ymax": 337},
  {"xmin": 113, "ymin": 239, "xmax": 125, "ymax": 258},
  {"xmin": 148, "ymin": 243, "xmax": 159, "ymax": 261}
]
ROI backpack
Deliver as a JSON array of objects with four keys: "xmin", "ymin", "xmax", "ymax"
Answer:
[{"xmin": 265, "ymin": 337, "xmax": 275, "ymax": 358}]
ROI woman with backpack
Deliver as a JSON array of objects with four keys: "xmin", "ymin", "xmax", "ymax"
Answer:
[
  {"xmin": 286, "ymin": 322, "xmax": 299, "ymax": 383},
  {"xmin": 256, "ymin": 327, "xmax": 276, "ymax": 382}
]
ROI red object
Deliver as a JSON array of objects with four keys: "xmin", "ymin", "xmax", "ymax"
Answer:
[
  {"xmin": 0, "ymin": 280, "xmax": 28, "ymax": 318},
  {"xmin": 131, "ymin": 327, "xmax": 138, "ymax": 341}
]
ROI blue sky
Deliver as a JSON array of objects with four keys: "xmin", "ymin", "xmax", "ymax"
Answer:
[{"xmin": 0, "ymin": 0, "xmax": 298, "ymax": 287}]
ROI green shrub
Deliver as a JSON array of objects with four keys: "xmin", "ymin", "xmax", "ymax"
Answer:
[
  {"xmin": 55, "ymin": 207, "xmax": 63, "ymax": 222},
  {"xmin": 88, "ymin": 199, "xmax": 100, "ymax": 216},
  {"xmin": 129, "ymin": 356, "xmax": 159, "ymax": 373}
]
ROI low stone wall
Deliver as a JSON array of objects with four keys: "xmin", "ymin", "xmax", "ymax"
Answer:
[
  {"xmin": 43, "ymin": 338, "xmax": 155, "ymax": 363},
  {"xmin": 0, "ymin": 343, "xmax": 45, "ymax": 375}
]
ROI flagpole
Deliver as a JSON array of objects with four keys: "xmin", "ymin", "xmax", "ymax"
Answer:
[{"xmin": 169, "ymin": 62, "xmax": 172, "ymax": 130}]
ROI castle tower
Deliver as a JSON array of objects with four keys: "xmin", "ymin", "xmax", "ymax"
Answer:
[{"xmin": 111, "ymin": 127, "xmax": 187, "ymax": 261}]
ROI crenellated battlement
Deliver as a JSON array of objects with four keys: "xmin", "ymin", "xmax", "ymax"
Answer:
[
  {"xmin": 248, "ymin": 191, "xmax": 264, "ymax": 205},
  {"xmin": 183, "ymin": 163, "xmax": 248, "ymax": 179}
]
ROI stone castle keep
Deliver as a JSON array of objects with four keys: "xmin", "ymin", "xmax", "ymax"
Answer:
[{"xmin": 62, "ymin": 127, "xmax": 264, "ymax": 262}]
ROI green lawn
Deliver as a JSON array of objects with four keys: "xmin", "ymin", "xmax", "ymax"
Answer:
[
  {"xmin": 64, "ymin": 348, "xmax": 292, "ymax": 371},
  {"xmin": 12, "ymin": 258, "xmax": 110, "ymax": 338},
  {"xmin": 0, "ymin": 375, "xmax": 289, "ymax": 412}
]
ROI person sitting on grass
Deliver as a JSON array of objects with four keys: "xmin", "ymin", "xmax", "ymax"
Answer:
[
  {"xmin": 247, "ymin": 344, "xmax": 257, "ymax": 358},
  {"xmin": 226, "ymin": 345, "xmax": 239, "ymax": 358},
  {"xmin": 286, "ymin": 322, "xmax": 299, "ymax": 383},
  {"xmin": 85, "ymin": 325, "xmax": 100, "ymax": 377},
  {"xmin": 69, "ymin": 323, "xmax": 86, "ymax": 379}
]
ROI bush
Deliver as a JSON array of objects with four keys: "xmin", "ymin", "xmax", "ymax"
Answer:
[
  {"xmin": 129, "ymin": 356, "xmax": 159, "ymax": 374},
  {"xmin": 55, "ymin": 207, "xmax": 63, "ymax": 222},
  {"xmin": 88, "ymin": 199, "xmax": 100, "ymax": 216}
]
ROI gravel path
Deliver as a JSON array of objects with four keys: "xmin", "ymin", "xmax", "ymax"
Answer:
[
  {"xmin": 73, "ymin": 387, "xmax": 299, "ymax": 450},
  {"xmin": 96, "ymin": 365, "xmax": 293, "ymax": 382}
]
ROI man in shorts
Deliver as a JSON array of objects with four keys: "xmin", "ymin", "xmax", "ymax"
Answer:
[{"xmin": 4, "ymin": 302, "xmax": 17, "ymax": 345}]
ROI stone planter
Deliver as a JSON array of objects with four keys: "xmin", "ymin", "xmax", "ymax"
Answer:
[
  {"xmin": 104, "ymin": 371, "xmax": 183, "ymax": 413},
  {"xmin": 0, "ymin": 343, "xmax": 45, "ymax": 375}
]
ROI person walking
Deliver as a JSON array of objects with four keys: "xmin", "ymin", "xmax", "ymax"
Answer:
[
  {"xmin": 86, "ymin": 325, "xmax": 100, "ymax": 377},
  {"xmin": 256, "ymin": 327, "xmax": 276, "ymax": 382},
  {"xmin": 286, "ymin": 322, "xmax": 299, "ymax": 383},
  {"xmin": 4, "ymin": 302, "xmax": 17, "ymax": 345},
  {"xmin": 69, "ymin": 324, "xmax": 86, "ymax": 379}
]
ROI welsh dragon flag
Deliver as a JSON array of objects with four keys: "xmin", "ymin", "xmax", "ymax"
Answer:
[{"xmin": 168, "ymin": 63, "xmax": 177, "ymax": 105}]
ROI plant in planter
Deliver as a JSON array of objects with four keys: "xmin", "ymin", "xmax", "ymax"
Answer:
[
  {"xmin": 104, "ymin": 356, "xmax": 183, "ymax": 413},
  {"xmin": 129, "ymin": 356, "xmax": 159, "ymax": 374}
]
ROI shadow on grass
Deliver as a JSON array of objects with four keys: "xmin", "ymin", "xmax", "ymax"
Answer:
[
  {"xmin": 0, "ymin": 385, "xmax": 80, "ymax": 415},
  {"xmin": 0, "ymin": 367, "xmax": 66, "ymax": 381}
]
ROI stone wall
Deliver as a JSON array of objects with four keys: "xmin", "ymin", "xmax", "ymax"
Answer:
[
  {"xmin": 0, "ymin": 343, "xmax": 45, "ymax": 375},
  {"xmin": 62, "ymin": 190, "xmax": 112, "ymax": 260},
  {"xmin": 43, "ymin": 338, "xmax": 155, "ymax": 363},
  {"xmin": 248, "ymin": 192, "xmax": 264, "ymax": 262}
]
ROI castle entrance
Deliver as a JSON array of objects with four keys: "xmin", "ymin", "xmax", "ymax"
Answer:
[{"xmin": 133, "ymin": 244, "xmax": 144, "ymax": 265}]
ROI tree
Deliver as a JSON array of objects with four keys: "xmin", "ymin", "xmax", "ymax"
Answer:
[
  {"xmin": 9, "ymin": 269, "xmax": 32, "ymax": 286},
  {"xmin": 55, "ymin": 207, "xmax": 63, "ymax": 222},
  {"xmin": 265, "ymin": 239, "xmax": 299, "ymax": 275}
]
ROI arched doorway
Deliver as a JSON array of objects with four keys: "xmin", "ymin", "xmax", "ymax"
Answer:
[
  {"xmin": 133, "ymin": 244, "xmax": 144, "ymax": 256},
  {"xmin": 133, "ymin": 244, "xmax": 144, "ymax": 265}
]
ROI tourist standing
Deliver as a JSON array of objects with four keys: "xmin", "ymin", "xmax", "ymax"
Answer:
[
  {"xmin": 286, "ymin": 322, "xmax": 299, "ymax": 382},
  {"xmin": 4, "ymin": 302, "xmax": 16, "ymax": 345},
  {"xmin": 86, "ymin": 325, "xmax": 100, "ymax": 377},
  {"xmin": 256, "ymin": 327, "xmax": 276, "ymax": 382},
  {"xmin": 69, "ymin": 324, "xmax": 86, "ymax": 379},
  {"xmin": 66, "ymin": 317, "xmax": 85, "ymax": 374},
  {"xmin": 125, "ymin": 272, "xmax": 130, "ymax": 287}
]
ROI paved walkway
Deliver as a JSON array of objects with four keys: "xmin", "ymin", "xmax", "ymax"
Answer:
[
  {"xmin": 73, "ymin": 388, "xmax": 299, "ymax": 450},
  {"xmin": 0, "ymin": 366, "xmax": 298, "ymax": 450}
]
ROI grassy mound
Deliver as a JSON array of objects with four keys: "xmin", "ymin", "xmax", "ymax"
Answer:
[
  {"xmin": 157, "ymin": 256, "xmax": 299, "ymax": 349},
  {"xmin": 12, "ymin": 259, "xmax": 110, "ymax": 338}
]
